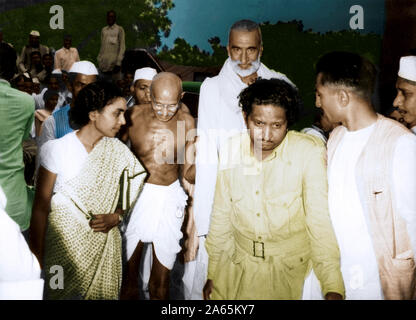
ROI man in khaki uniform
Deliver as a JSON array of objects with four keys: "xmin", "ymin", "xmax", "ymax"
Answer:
[{"xmin": 204, "ymin": 78, "xmax": 344, "ymax": 300}]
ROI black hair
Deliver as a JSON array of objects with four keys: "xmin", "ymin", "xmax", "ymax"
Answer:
[
  {"xmin": 42, "ymin": 52, "xmax": 53, "ymax": 59},
  {"xmin": 238, "ymin": 78, "xmax": 300, "ymax": 127},
  {"xmin": 316, "ymin": 51, "xmax": 376, "ymax": 101},
  {"xmin": 0, "ymin": 43, "xmax": 17, "ymax": 80},
  {"xmin": 69, "ymin": 81, "xmax": 122, "ymax": 129}
]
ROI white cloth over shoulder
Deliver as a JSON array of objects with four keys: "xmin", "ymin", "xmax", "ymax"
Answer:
[
  {"xmin": 0, "ymin": 186, "xmax": 44, "ymax": 300},
  {"xmin": 39, "ymin": 131, "xmax": 88, "ymax": 192},
  {"xmin": 194, "ymin": 57, "xmax": 294, "ymax": 237},
  {"xmin": 125, "ymin": 180, "xmax": 188, "ymax": 270}
]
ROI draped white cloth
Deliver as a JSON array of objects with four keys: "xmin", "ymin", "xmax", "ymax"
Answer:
[{"xmin": 0, "ymin": 186, "xmax": 44, "ymax": 300}]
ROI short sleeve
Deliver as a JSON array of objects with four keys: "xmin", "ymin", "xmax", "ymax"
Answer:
[{"xmin": 39, "ymin": 140, "xmax": 59, "ymax": 174}]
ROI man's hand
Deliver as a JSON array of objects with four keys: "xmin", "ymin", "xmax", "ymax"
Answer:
[
  {"xmin": 325, "ymin": 292, "xmax": 343, "ymax": 300},
  {"xmin": 203, "ymin": 279, "xmax": 213, "ymax": 300},
  {"xmin": 89, "ymin": 213, "xmax": 120, "ymax": 233}
]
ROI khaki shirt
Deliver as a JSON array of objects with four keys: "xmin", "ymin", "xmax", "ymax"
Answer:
[
  {"xmin": 97, "ymin": 24, "xmax": 125, "ymax": 72},
  {"xmin": 54, "ymin": 47, "xmax": 80, "ymax": 72},
  {"xmin": 205, "ymin": 131, "xmax": 345, "ymax": 299}
]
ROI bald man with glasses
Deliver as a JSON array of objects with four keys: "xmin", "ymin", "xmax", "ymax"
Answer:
[{"xmin": 120, "ymin": 72, "xmax": 196, "ymax": 300}]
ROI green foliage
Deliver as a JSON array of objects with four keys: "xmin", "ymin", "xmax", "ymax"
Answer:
[
  {"xmin": 157, "ymin": 20, "xmax": 381, "ymax": 128},
  {"xmin": 0, "ymin": 0, "xmax": 174, "ymax": 64}
]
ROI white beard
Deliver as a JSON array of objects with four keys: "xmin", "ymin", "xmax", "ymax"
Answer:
[{"xmin": 230, "ymin": 56, "xmax": 261, "ymax": 78}]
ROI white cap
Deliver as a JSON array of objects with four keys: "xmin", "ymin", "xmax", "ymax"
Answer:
[
  {"xmin": 30, "ymin": 30, "xmax": 40, "ymax": 37},
  {"xmin": 52, "ymin": 69, "xmax": 62, "ymax": 74},
  {"xmin": 398, "ymin": 56, "xmax": 416, "ymax": 82},
  {"xmin": 134, "ymin": 67, "xmax": 157, "ymax": 83},
  {"xmin": 32, "ymin": 77, "xmax": 40, "ymax": 84},
  {"xmin": 69, "ymin": 61, "xmax": 98, "ymax": 75}
]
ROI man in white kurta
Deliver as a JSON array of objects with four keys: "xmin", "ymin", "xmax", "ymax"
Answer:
[
  {"xmin": 184, "ymin": 19, "xmax": 294, "ymax": 299},
  {"xmin": 315, "ymin": 51, "xmax": 416, "ymax": 299},
  {"xmin": 0, "ymin": 186, "xmax": 44, "ymax": 300}
]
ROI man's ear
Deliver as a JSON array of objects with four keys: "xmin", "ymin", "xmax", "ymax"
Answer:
[
  {"xmin": 180, "ymin": 91, "xmax": 185, "ymax": 100},
  {"xmin": 130, "ymin": 85, "xmax": 134, "ymax": 94},
  {"xmin": 337, "ymin": 89, "xmax": 350, "ymax": 108},
  {"xmin": 226, "ymin": 44, "xmax": 231, "ymax": 57}
]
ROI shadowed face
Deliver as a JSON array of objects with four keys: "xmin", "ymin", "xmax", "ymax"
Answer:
[
  {"xmin": 29, "ymin": 35, "xmax": 39, "ymax": 48},
  {"xmin": 133, "ymin": 79, "xmax": 152, "ymax": 104},
  {"xmin": 71, "ymin": 74, "xmax": 97, "ymax": 100},
  {"xmin": 107, "ymin": 12, "xmax": 116, "ymax": 26},
  {"xmin": 315, "ymin": 73, "xmax": 342, "ymax": 124},
  {"xmin": 393, "ymin": 77, "xmax": 416, "ymax": 127},
  {"xmin": 63, "ymin": 38, "xmax": 72, "ymax": 49},
  {"xmin": 246, "ymin": 104, "xmax": 288, "ymax": 160}
]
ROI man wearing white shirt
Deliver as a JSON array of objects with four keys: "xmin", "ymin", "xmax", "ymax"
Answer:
[
  {"xmin": 315, "ymin": 51, "xmax": 416, "ymax": 299},
  {"xmin": 54, "ymin": 34, "xmax": 80, "ymax": 72},
  {"xmin": 393, "ymin": 56, "xmax": 416, "ymax": 135},
  {"xmin": 185, "ymin": 19, "xmax": 294, "ymax": 300}
]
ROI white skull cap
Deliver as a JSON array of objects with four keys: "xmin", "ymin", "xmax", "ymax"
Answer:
[
  {"xmin": 398, "ymin": 56, "xmax": 416, "ymax": 82},
  {"xmin": 69, "ymin": 61, "xmax": 98, "ymax": 75},
  {"xmin": 133, "ymin": 67, "xmax": 157, "ymax": 82}
]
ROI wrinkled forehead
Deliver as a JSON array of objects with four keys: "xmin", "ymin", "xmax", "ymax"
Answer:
[
  {"xmin": 229, "ymin": 29, "xmax": 261, "ymax": 46},
  {"xmin": 151, "ymin": 79, "xmax": 181, "ymax": 101}
]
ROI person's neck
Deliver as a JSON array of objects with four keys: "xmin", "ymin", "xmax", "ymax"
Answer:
[
  {"xmin": 76, "ymin": 125, "xmax": 103, "ymax": 152},
  {"xmin": 238, "ymin": 72, "xmax": 258, "ymax": 86},
  {"xmin": 343, "ymin": 102, "xmax": 378, "ymax": 131}
]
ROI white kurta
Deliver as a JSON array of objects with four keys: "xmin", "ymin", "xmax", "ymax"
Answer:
[
  {"xmin": 0, "ymin": 187, "xmax": 44, "ymax": 300},
  {"xmin": 328, "ymin": 123, "xmax": 416, "ymax": 299},
  {"xmin": 185, "ymin": 57, "xmax": 293, "ymax": 299}
]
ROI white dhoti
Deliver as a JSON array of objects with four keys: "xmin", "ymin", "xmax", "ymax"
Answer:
[{"xmin": 125, "ymin": 180, "xmax": 188, "ymax": 270}]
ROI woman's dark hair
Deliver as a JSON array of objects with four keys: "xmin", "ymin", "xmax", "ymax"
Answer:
[
  {"xmin": 238, "ymin": 78, "xmax": 300, "ymax": 127},
  {"xmin": 69, "ymin": 81, "xmax": 122, "ymax": 129}
]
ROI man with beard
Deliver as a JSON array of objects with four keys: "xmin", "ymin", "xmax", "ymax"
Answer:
[
  {"xmin": 37, "ymin": 61, "xmax": 98, "ymax": 149},
  {"xmin": 17, "ymin": 31, "xmax": 49, "ymax": 74},
  {"xmin": 185, "ymin": 19, "xmax": 295, "ymax": 300}
]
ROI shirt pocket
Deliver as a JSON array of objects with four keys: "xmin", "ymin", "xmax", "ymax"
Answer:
[{"xmin": 265, "ymin": 191, "xmax": 302, "ymax": 235}]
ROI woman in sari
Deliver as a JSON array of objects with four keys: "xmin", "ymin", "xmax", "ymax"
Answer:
[{"xmin": 29, "ymin": 81, "xmax": 146, "ymax": 300}]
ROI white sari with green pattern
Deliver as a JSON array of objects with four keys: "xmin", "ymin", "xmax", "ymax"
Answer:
[{"xmin": 44, "ymin": 137, "xmax": 146, "ymax": 300}]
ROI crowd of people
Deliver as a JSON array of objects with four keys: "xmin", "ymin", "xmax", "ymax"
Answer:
[{"xmin": 0, "ymin": 14, "xmax": 415, "ymax": 301}]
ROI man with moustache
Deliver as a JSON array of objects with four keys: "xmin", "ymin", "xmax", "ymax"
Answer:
[
  {"xmin": 187, "ymin": 19, "xmax": 295, "ymax": 300},
  {"xmin": 37, "ymin": 61, "xmax": 98, "ymax": 149},
  {"xmin": 393, "ymin": 56, "xmax": 416, "ymax": 134},
  {"xmin": 121, "ymin": 72, "xmax": 196, "ymax": 300}
]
